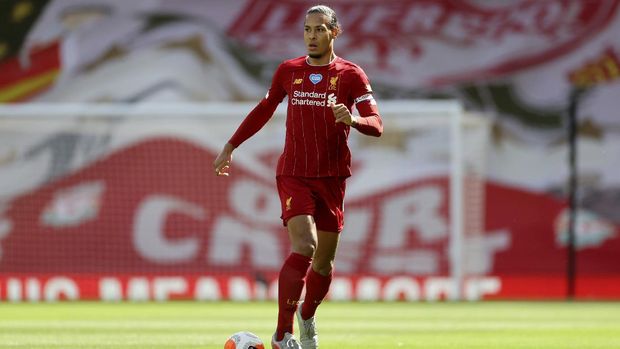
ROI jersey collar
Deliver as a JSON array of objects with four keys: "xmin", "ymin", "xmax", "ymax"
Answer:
[{"xmin": 305, "ymin": 54, "xmax": 338, "ymax": 67}]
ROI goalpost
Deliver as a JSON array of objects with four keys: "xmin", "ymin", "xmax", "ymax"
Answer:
[
  {"xmin": 372, "ymin": 101, "xmax": 489, "ymax": 300},
  {"xmin": 0, "ymin": 101, "xmax": 489, "ymax": 301}
]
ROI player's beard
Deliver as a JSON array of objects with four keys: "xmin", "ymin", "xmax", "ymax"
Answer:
[{"xmin": 308, "ymin": 43, "xmax": 334, "ymax": 61}]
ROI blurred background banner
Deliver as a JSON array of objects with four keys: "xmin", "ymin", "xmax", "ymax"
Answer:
[{"xmin": 0, "ymin": 0, "xmax": 619, "ymax": 301}]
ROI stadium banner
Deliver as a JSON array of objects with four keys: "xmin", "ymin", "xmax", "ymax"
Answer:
[
  {"xmin": 4, "ymin": 1, "xmax": 618, "ymax": 238},
  {"xmin": 0, "ymin": 110, "xmax": 618, "ymax": 301},
  {"xmin": 11, "ymin": 0, "xmax": 620, "ymax": 126},
  {"xmin": 1, "ymin": 0, "xmax": 620, "ymax": 300},
  {"xmin": 2, "ymin": 274, "xmax": 620, "ymax": 302}
]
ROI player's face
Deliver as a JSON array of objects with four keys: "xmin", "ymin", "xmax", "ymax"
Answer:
[{"xmin": 304, "ymin": 13, "xmax": 336, "ymax": 60}]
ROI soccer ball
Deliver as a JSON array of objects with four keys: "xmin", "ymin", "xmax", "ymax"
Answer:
[{"xmin": 224, "ymin": 331, "xmax": 265, "ymax": 349}]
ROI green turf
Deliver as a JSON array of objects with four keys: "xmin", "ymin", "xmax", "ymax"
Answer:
[{"xmin": 0, "ymin": 301, "xmax": 619, "ymax": 348}]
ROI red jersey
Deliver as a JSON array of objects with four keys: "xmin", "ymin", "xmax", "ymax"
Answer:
[{"xmin": 228, "ymin": 56, "xmax": 382, "ymax": 177}]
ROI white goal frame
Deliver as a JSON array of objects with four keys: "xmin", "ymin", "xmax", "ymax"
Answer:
[{"xmin": 0, "ymin": 100, "xmax": 486, "ymax": 301}]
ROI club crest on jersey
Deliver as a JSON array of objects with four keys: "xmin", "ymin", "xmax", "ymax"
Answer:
[
  {"xmin": 328, "ymin": 76, "xmax": 338, "ymax": 90},
  {"xmin": 309, "ymin": 73, "xmax": 323, "ymax": 84}
]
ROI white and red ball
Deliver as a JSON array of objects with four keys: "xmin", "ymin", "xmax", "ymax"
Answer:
[{"xmin": 224, "ymin": 331, "xmax": 265, "ymax": 349}]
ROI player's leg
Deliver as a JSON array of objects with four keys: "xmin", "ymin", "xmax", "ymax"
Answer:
[
  {"xmin": 295, "ymin": 230, "xmax": 337, "ymax": 349},
  {"xmin": 274, "ymin": 214, "xmax": 316, "ymax": 347},
  {"xmin": 303, "ymin": 176, "xmax": 345, "ymax": 316},
  {"xmin": 287, "ymin": 215, "xmax": 318, "ymax": 258},
  {"xmin": 302, "ymin": 229, "xmax": 338, "ymax": 317},
  {"xmin": 274, "ymin": 176, "xmax": 318, "ymax": 346},
  {"xmin": 296, "ymin": 177, "xmax": 345, "ymax": 348}
]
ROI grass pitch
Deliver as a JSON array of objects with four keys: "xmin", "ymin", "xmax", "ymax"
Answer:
[{"xmin": 0, "ymin": 301, "xmax": 619, "ymax": 348}]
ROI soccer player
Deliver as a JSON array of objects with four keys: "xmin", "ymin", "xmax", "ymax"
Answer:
[{"xmin": 213, "ymin": 5, "xmax": 383, "ymax": 349}]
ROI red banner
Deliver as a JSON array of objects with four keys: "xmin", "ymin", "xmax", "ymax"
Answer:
[
  {"xmin": 2, "ymin": 274, "xmax": 619, "ymax": 301},
  {"xmin": 228, "ymin": 0, "xmax": 619, "ymax": 86},
  {"xmin": 1, "ymin": 136, "xmax": 619, "ymax": 300}
]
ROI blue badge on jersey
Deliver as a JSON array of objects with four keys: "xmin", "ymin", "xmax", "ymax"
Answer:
[{"xmin": 309, "ymin": 74, "xmax": 323, "ymax": 84}]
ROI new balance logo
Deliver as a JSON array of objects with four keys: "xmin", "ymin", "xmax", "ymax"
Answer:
[
  {"xmin": 327, "ymin": 93, "xmax": 337, "ymax": 107},
  {"xmin": 293, "ymin": 78, "xmax": 303, "ymax": 85}
]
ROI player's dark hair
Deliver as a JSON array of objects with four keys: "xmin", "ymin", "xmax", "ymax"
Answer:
[{"xmin": 306, "ymin": 5, "xmax": 341, "ymax": 33}]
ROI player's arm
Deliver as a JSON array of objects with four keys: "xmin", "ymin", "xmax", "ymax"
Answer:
[
  {"xmin": 332, "ymin": 99, "xmax": 382, "ymax": 137},
  {"xmin": 213, "ymin": 66, "xmax": 286, "ymax": 176},
  {"xmin": 350, "ymin": 93, "xmax": 382, "ymax": 137},
  {"xmin": 213, "ymin": 142, "xmax": 234, "ymax": 176},
  {"xmin": 333, "ymin": 66, "xmax": 383, "ymax": 137}
]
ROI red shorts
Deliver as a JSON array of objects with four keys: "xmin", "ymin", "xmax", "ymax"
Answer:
[{"xmin": 276, "ymin": 175, "xmax": 347, "ymax": 233}]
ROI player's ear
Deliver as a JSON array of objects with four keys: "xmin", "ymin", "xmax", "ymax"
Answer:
[{"xmin": 331, "ymin": 27, "xmax": 340, "ymax": 39}]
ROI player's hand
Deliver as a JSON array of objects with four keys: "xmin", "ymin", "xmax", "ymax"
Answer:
[
  {"xmin": 331, "ymin": 103, "xmax": 357, "ymax": 126},
  {"xmin": 213, "ymin": 143, "xmax": 234, "ymax": 176}
]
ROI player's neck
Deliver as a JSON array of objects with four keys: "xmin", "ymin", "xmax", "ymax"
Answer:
[{"xmin": 306, "ymin": 51, "xmax": 336, "ymax": 66}]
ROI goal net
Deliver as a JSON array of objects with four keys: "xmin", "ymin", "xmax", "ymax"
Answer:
[{"xmin": 0, "ymin": 101, "xmax": 490, "ymax": 302}]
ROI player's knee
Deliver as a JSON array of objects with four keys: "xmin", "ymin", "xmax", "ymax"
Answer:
[
  {"xmin": 288, "ymin": 216, "xmax": 318, "ymax": 257},
  {"xmin": 313, "ymin": 259, "xmax": 334, "ymax": 276},
  {"xmin": 291, "ymin": 233, "xmax": 317, "ymax": 257},
  {"xmin": 293, "ymin": 240, "xmax": 316, "ymax": 257}
]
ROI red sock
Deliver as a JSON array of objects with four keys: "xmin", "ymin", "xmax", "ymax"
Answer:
[
  {"xmin": 276, "ymin": 253, "xmax": 312, "ymax": 341},
  {"xmin": 301, "ymin": 268, "xmax": 332, "ymax": 320}
]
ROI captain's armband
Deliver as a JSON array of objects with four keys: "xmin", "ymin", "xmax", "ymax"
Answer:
[{"xmin": 354, "ymin": 93, "xmax": 376, "ymax": 105}]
